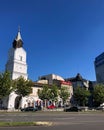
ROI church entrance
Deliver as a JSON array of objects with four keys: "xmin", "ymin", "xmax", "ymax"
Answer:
[{"xmin": 15, "ymin": 96, "xmax": 21, "ymax": 109}]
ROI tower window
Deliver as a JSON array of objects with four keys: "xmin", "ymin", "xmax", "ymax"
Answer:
[{"xmin": 19, "ymin": 56, "xmax": 22, "ymax": 61}]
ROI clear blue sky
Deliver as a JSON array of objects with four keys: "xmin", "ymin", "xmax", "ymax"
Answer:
[{"xmin": 0, "ymin": 0, "xmax": 104, "ymax": 81}]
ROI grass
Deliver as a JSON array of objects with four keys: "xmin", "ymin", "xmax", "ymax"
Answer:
[{"xmin": 0, "ymin": 121, "xmax": 53, "ymax": 127}]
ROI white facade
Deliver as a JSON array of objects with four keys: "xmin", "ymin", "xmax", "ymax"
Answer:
[
  {"xmin": 37, "ymin": 80, "xmax": 48, "ymax": 84},
  {"xmin": 5, "ymin": 30, "xmax": 43, "ymax": 111},
  {"xmin": 6, "ymin": 31, "xmax": 28, "ymax": 80},
  {"xmin": 20, "ymin": 86, "xmax": 42, "ymax": 109},
  {"xmin": 5, "ymin": 29, "xmax": 29, "ymax": 110},
  {"xmin": 7, "ymin": 92, "xmax": 18, "ymax": 110}
]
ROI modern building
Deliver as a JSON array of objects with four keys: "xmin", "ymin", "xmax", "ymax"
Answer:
[{"xmin": 94, "ymin": 52, "xmax": 104, "ymax": 83}]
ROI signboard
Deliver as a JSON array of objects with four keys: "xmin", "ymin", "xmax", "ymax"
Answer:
[{"xmin": 60, "ymin": 81, "xmax": 72, "ymax": 85}]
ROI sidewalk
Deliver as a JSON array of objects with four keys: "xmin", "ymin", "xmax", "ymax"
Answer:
[{"xmin": 42, "ymin": 108, "xmax": 64, "ymax": 112}]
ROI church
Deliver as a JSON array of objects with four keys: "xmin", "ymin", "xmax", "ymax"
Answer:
[
  {"xmin": 2, "ymin": 28, "xmax": 73, "ymax": 111},
  {"xmin": 6, "ymin": 28, "xmax": 27, "ymax": 80},
  {"xmin": 3, "ymin": 28, "xmax": 41, "ymax": 110}
]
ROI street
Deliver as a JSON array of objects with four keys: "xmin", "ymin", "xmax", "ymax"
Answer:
[{"xmin": 0, "ymin": 111, "xmax": 104, "ymax": 130}]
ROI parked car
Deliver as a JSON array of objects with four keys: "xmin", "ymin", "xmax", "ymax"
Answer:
[
  {"xmin": 21, "ymin": 106, "xmax": 38, "ymax": 112},
  {"xmin": 64, "ymin": 106, "xmax": 81, "ymax": 112},
  {"xmin": 96, "ymin": 106, "xmax": 104, "ymax": 110},
  {"xmin": 47, "ymin": 104, "xmax": 56, "ymax": 109},
  {"xmin": 76, "ymin": 106, "xmax": 88, "ymax": 111}
]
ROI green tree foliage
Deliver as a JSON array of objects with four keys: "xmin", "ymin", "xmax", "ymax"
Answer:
[
  {"xmin": 49, "ymin": 85, "xmax": 59, "ymax": 101},
  {"xmin": 93, "ymin": 84, "xmax": 104, "ymax": 106},
  {"xmin": 15, "ymin": 76, "xmax": 33, "ymax": 97},
  {"xmin": 59, "ymin": 87, "xmax": 70, "ymax": 104},
  {"xmin": 73, "ymin": 87, "xmax": 90, "ymax": 106},
  {"xmin": 0, "ymin": 71, "xmax": 14, "ymax": 98},
  {"xmin": 38, "ymin": 84, "xmax": 59, "ymax": 101},
  {"xmin": 38, "ymin": 85, "xmax": 50, "ymax": 100},
  {"xmin": 38, "ymin": 84, "xmax": 59, "ymax": 108}
]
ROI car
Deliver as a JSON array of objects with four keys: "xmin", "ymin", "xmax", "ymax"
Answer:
[
  {"xmin": 96, "ymin": 106, "xmax": 104, "ymax": 110},
  {"xmin": 21, "ymin": 106, "xmax": 38, "ymax": 112},
  {"xmin": 47, "ymin": 104, "xmax": 56, "ymax": 109},
  {"xmin": 64, "ymin": 106, "xmax": 80, "ymax": 112}
]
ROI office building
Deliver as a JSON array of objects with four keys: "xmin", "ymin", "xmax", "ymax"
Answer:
[{"xmin": 94, "ymin": 52, "xmax": 104, "ymax": 83}]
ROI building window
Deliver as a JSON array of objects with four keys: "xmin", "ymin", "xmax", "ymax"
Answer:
[{"xmin": 19, "ymin": 56, "xmax": 22, "ymax": 61}]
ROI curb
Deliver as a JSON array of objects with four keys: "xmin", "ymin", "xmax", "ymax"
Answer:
[{"xmin": 35, "ymin": 121, "xmax": 53, "ymax": 126}]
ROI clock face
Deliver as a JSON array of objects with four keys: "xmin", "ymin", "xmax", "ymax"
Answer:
[
  {"xmin": 14, "ymin": 64, "xmax": 26, "ymax": 73},
  {"xmin": 19, "ymin": 66, "xmax": 22, "ymax": 70}
]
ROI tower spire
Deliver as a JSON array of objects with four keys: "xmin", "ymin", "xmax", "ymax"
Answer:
[
  {"xmin": 15, "ymin": 26, "xmax": 22, "ymax": 41},
  {"xmin": 12, "ymin": 27, "xmax": 23, "ymax": 49}
]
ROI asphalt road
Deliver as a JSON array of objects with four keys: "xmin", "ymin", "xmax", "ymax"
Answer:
[{"xmin": 0, "ymin": 111, "xmax": 104, "ymax": 130}]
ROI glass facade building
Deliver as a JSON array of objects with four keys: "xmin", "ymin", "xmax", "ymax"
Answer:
[{"xmin": 94, "ymin": 52, "xmax": 104, "ymax": 83}]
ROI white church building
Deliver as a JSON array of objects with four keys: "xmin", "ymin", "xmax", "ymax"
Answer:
[
  {"xmin": 4, "ymin": 29, "xmax": 41, "ymax": 111},
  {"xmin": 2, "ymin": 29, "xmax": 73, "ymax": 111},
  {"xmin": 6, "ymin": 28, "xmax": 28, "ymax": 80}
]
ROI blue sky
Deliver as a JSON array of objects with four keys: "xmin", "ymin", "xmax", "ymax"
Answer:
[{"xmin": 0, "ymin": 0, "xmax": 104, "ymax": 81}]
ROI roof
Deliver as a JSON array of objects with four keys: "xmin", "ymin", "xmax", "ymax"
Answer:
[
  {"xmin": 65, "ymin": 73, "xmax": 87, "ymax": 82},
  {"xmin": 15, "ymin": 30, "xmax": 22, "ymax": 41},
  {"xmin": 12, "ymin": 28, "xmax": 23, "ymax": 49}
]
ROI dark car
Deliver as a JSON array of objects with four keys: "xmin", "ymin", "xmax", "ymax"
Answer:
[
  {"xmin": 96, "ymin": 106, "xmax": 104, "ymax": 110},
  {"xmin": 64, "ymin": 106, "xmax": 80, "ymax": 112},
  {"xmin": 21, "ymin": 106, "xmax": 38, "ymax": 112}
]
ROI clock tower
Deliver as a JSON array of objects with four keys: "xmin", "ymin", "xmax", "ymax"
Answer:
[{"xmin": 6, "ymin": 28, "xmax": 28, "ymax": 80}]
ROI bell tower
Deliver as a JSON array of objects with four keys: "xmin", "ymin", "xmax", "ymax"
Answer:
[{"xmin": 6, "ymin": 28, "xmax": 28, "ymax": 80}]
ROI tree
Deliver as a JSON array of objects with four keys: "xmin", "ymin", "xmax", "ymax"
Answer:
[
  {"xmin": 38, "ymin": 84, "xmax": 59, "ymax": 107},
  {"xmin": 14, "ymin": 76, "xmax": 33, "ymax": 109},
  {"xmin": 93, "ymin": 84, "xmax": 104, "ymax": 107},
  {"xmin": 15, "ymin": 76, "xmax": 33, "ymax": 97},
  {"xmin": 38, "ymin": 85, "xmax": 51, "ymax": 108},
  {"xmin": 38, "ymin": 85, "xmax": 50, "ymax": 100},
  {"xmin": 59, "ymin": 87, "xmax": 70, "ymax": 105},
  {"xmin": 0, "ymin": 71, "xmax": 14, "ymax": 98},
  {"xmin": 38, "ymin": 85, "xmax": 59, "ymax": 101},
  {"xmin": 49, "ymin": 85, "xmax": 59, "ymax": 101},
  {"xmin": 73, "ymin": 87, "xmax": 90, "ymax": 106}
]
